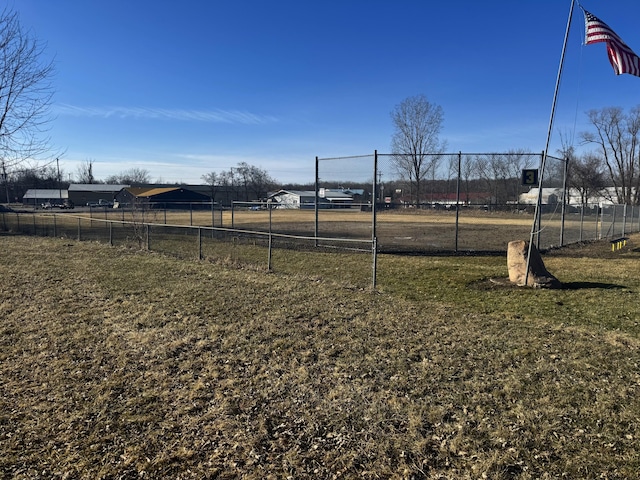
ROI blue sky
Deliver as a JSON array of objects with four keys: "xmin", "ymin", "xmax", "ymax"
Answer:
[{"xmin": 14, "ymin": 0, "xmax": 640, "ymax": 184}]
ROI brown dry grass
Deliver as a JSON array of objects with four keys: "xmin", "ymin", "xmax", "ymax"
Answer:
[{"xmin": 1, "ymin": 233, "xmax": 640, "ymax": 478}]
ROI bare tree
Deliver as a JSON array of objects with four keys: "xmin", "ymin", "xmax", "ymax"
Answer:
[
  {"xmin": 105, "ymin": 168, "xmax": 150, "ymax": 185},
  {"xmin": 581, "ymin": 106, "xmax": 640, "ymax": 204},
  {"xmin": 390, "ymin": 95, "xmax": 446, "ymax": 206},
  {"xmin": 569, "ymin": 152, "xmax": 607, "ymax": 205},
  {"xmin": 201, "ymin": 171, "xmax": 218, "ymax": 203},
  {"xmin": 76, "ymin": 159, "xmax": 96, "ymax": 184},
  {"xmin": 237, "ymin": 162, "xmax": 277, "ymax": 200},
  {"xmin": 503, "ymin": 149, "xmax": 535, "ymax": 203},
  {"xmin": 460, "ymin": 154, "xmax": 475, "ymax": 204},
  {"xmin": 0, "ymin": 8, "xmax": 55, "ymax": 166}
]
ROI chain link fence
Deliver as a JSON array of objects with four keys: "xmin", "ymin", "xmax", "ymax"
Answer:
[
  {"xmin": 0, "ymin": 209, "xmax": 378, "ymax": 288},
  {"xmin": 2, "ymin": 150, "xmax": 639, "ymax": 290},
  {"xmin": 313, "ymin": 152, "xmax": 640, "ymax": 253}
]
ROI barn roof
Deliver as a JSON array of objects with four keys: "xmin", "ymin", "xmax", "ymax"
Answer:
[
  {"xmin": 127, "ymin": 187, "xmax": 180, "ymax": 198},
  {"xmin": 23, "ymin": 189, "xmax": 68, "ymax": 200}
]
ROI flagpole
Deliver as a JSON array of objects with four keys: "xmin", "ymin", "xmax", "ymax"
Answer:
[{"xmin": 525, "ymin": 0, "xmax": 576, "ymax": 285}]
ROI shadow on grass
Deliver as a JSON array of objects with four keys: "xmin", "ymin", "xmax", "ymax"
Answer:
[
  {"xmin": 561, "ymin": 281, "xmax": 626, "ymax": 290},
  {"xmin": 472, "ymin": 278, "xmax": 627, "ymax": 291}
]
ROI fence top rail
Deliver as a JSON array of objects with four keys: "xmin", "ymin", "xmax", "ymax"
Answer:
[
  {"xmin": 321, "ymin": 151, "xmax": 565, "ymax": 162},
  {"xmin": 317, "ymin": 154, "xmax": 375, "ymax": 161}
]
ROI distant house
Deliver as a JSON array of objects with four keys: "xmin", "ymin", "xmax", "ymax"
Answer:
[
  {"xmin": 268, "ymin": 189, "xmax": 354, "ymax": 209},
  {"xmin": 115, "ymin": 186, "xmax": 211, "ymax": 209},
  {"xmin": 22, "ymin": 189, "xmax": 69, "ymax": 207},
  {"xmin": 68, "ymin": 184, "xmax": 130, "ymax": 207}
]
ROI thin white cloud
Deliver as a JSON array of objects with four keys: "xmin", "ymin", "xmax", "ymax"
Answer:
[{"xmin": 54, "ymin": 104, "xmax": 278, "ymax": 125}]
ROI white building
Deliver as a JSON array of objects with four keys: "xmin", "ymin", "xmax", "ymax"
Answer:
[{"xmin": 268, "ymin": 189, "xmax": 354, "ymax": 209}]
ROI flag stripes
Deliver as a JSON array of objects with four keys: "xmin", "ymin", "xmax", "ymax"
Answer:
[{"xmin": 583, "ymin": 9, "xmax": 640, "ymax": 77}]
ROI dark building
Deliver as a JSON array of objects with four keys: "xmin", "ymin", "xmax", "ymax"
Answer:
[{"xmin": 115, "ymin": 187, "xmax": 211, "ymax": 209}]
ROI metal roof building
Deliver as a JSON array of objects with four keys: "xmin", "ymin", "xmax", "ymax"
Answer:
[
  {"xmin": 22, "ymin": 189, "xmax": 68, "ymax": 206},
  {"xmin": 68, "ymin": 184, "xmax": 130, "ymax": 206}
]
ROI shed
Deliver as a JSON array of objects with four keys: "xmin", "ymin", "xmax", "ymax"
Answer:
[{"xmin": 22, "ymin": 189, "xmax": 68, "ymax": 207}]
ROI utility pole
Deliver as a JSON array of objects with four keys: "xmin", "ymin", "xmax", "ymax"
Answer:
[{"xmin": 56, "ymin": 158, "xmax": 62, "ymax": 203}]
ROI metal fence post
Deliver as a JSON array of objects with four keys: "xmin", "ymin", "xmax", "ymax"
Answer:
[
  {"xmin": 267, "ymin": 200, "xmax": 273, "ymax": 271},
  {"xmin": 198, "ymin": 227, "xmax": 202, "ymax": 260},
  {"xmin": 579, "ymin": 204, "xmax": 585, "ymax": 242},
  {"xmin": 455, "ymin": 152, "xmax": 461, "ymax": 253},
  {"xmin": 315, "ymin": 156, "xmax": 319, "ymax": 247},
  {"xmin": 146, "ymin": 224, "xmax": 150, "ymax": 250},
  {"xmin": 560, "ymin": 157, "xmax": 568, "ymax": 246},
  {"xmin": 231, "ymin": 202, "xmax": 235, "ymax": 229},
  {"xmin": 611, "ymin": 206, "xmax": 616, "ymax": 239},
  {"xmin": 77, "ymin": 217, "xmax": 81, "ymax": 241},
  {"xmin": 109, "ymin": 222, "xmax": 113, "ymax": 246},
  {"xmin": 372, "ymin": 150, "xmax": 377, "ymax": 246},
  {"xmin": 372, "ymin": 237, "xmax": 377, "ymax": 291},
  {"xmin": 53, "ymin": 214, "xmax": 57, "ymax": 237}
]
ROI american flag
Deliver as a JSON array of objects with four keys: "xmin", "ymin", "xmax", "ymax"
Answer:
[{"xmin": 583, "ymin": 9, "xmax": 640, "ymax": 77}]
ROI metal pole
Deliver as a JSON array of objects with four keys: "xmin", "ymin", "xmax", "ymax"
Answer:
[
  {"xmin": 372, "ymin": 237, "xmax": 377, "ymax": 291},
  {"xmin": 315, "ymin": 156, "xmax": 319, "ymax": 247},
  {"xmin": 198, "ymin": 227, "xmax": 202, "ymax": 260},
  {"xmin": 526, "ymin": 0, "xmax": 576, "ymax": 285},
  {"xmin": 372, "ymin": 150, "xmax": 377, "ymax": 244},
  {"xmin": 579, "ymin": 203, "xmax": 584, "ymax": 242},
  {"xmin": 267, "ymin": 199, "xmax": 273, "ymax": 271},
  {"xmin": 560, "ymin": 157, "xmax": 568, "ymax": 246},
  {"xmin": 56, "ymin": 158, "xmax": 62, "ymax": 205},
  {"xmin": 455, "ymin": 152, "xmax": 461, "ymax": 253},
  {"xmin": 231, "ymin": 202, "xmax": 235, "ymax": 229},
  {"xmin": 2, "ymin": 161, "xmax": 10, "ymax": 204},
  {"xmin": 611, "ymin": 206, "xmax": 616, "ymax": 239}
]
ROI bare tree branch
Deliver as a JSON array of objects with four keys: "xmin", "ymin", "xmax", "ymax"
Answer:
[
  {"xmin": 0, "ymin": 7, "xmax": 55, "ymax": 164},
  {"xmin": 390, "ymin": 95, "xmax": 446, "ymax": 205}
]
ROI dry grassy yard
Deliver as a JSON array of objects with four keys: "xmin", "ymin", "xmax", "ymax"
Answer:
[{"xmin": 1, "ymin": 232, "xmax": 640, "ymax": 478}]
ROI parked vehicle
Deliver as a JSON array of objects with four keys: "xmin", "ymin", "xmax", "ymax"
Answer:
[
  {"xmin": 87, "ymin": 199, "xmax": 114, "ymax": 208},
  {"xmin": 41, "ymin": 200, "xmax": 74, "ymax": 209}
]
